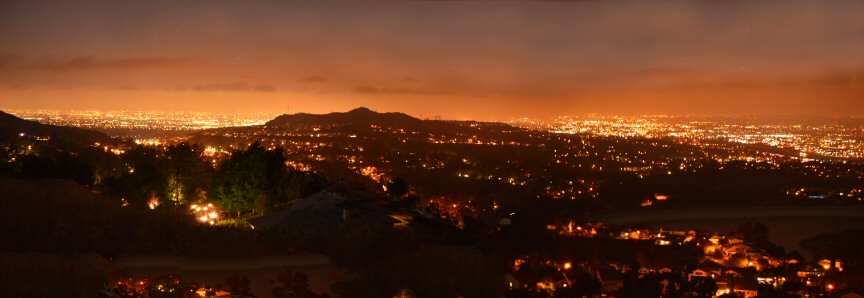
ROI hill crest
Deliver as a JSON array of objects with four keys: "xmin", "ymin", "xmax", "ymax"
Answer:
[{"xmin": 265, "ymin": 107, "xmax": 423, "ymax": 128}]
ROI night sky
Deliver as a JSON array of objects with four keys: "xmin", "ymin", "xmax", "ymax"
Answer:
[{"xmin": 1, "ymin": 1, "xmax": 863, "ymax": 120}]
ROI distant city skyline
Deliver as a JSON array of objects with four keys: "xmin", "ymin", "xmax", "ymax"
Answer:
[
  {"xmin": 2, "ymin": 1, "xmax": 863, "ymax": 120},
  {"xmin": 6, "ymin": 107, "xmax": 864, "ymax": 124},
  {"xmin": 7, "ymin": 107, "xmax": 863, "ymax": 159}
]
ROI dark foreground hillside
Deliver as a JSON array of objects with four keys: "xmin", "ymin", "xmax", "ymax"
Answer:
[{"xmin": 0, "ymin": 178, "xmax": 261, "ymax": 297}]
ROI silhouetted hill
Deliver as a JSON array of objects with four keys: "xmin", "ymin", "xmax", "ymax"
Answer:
[
  {"xmin": 259, "ymin": 107, "xmax": 520, "ymax": 137},
  {"xmin": 187, "ymin": 107, "xmax": 524, "ymax": 169},
  {"xmin": 266, "ymin": 107, "xmax": 424, "ymax": 128},
  {"xmin": 0, "ymin": 110, "xmax": 111, "ymax": 148}
]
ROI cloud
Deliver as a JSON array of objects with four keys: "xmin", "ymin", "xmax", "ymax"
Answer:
[
  {"xmin": 351, "ymin": 86, "xmax": 450, "ymax": 96},
  {"xmin": 667, "ymin": 67, "xmax": 864, "ymax": 91},
  {"xmin": 299, "ymin": 75, "xmax": 327, "ymax": 83},
  {"xmin": 177, "ymin": 81, "xmax": 277, "ymax": 93},
  {"xmin": 398, "ymin": 76, "xmax": 420, "ymax": 83},
  {"xmin": 629, "ymin": 67, "xmax": 696, "ymax": 78},
  {"xmin": 0, "ymin": 54, "xmax": 23, "ymax": 69},
  {"xmin": 814, "ymin": 68, "xmax": 864, "ymax": 87},
  {"xmin": 14, "ymin": 56, "xmax": 205, "ymax": 72}
]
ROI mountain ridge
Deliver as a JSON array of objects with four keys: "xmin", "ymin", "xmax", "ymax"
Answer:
[{"xmin": 265, "ymin": 107, "xmax": 424, "ymax": 128}]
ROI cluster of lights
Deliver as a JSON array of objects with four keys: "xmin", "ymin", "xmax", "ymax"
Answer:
[
  {"xmin": 190, "ymin": 203, "xmax": 219, "ymax": 225},
  {"xmin": 134, "ymin": 139, "xmax": 162, "ymax": 146},
  {"xmin": 530, "ymin": 115, "xmax": 864, "ymax": 159},
  {"xmin": 8, "ymin": 109, "xmax": 279, "ymax": 132},
  {"xmin": 94, "ymin": 142, "xmax": 127, "ymax": 155},
  {"xmin": 359, "ymin": 166, "xmax": 386, "ymax": 183},
  {"xmin": 508, "ymin": 257, "xmax": 578, "ymax": 294}
]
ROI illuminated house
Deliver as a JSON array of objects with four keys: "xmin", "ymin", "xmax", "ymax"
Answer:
[
  {"xmin": 696, "ymin": 260, "xmax": 723, "ymax": 277},
  {"xmin": 688, "ymin": 269, "xmax": 712, "ymax": 282},
  {"xmin": 716, "ymin": 277, "xmax": 759, "ymax": 298}
]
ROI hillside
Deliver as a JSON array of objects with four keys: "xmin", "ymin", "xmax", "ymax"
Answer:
[
  {"xmin": 263, "ymin": 107, "xmax": 515, "ymax": 133},
  {"xmin": 0, "ymin": 111, "xmax": 111, "ymax": 148},
  {"xmin": 265, "ymin": 107, "xmax": 421, "ymax": 128}
]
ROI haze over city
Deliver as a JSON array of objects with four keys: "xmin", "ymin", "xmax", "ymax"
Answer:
[{"xmin": 2, "ymin": 1, "xmax": 864, "ymax": 120}]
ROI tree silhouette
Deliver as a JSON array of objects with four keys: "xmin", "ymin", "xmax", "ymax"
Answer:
[
  {"xmin": 386, "ymin": 177, "xmax": 410, "ymax": 199},
  {"xmin": 161, "ymin": 143, "xmax": 212, "ymax": 205},
  {"xmin": 211, "ymin": 143, "xmax": 286, "ymax": 220}
]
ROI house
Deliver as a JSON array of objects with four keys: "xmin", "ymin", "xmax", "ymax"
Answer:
[
  {"xmin": 637, "ymin": 267, "xmax": 652, "ymax": 277},
  {"xmin": 688, "ymin": 269, "xmax": 711, "ymax": 282},
  {"xmin": 696, "ymin": 260, "xmax": 723, "ymax": 277},
  {"xmin": 716, "ymin": 277, "xmax": 759, "ymax": 298},
  {"xmin": 655, "ymin": 239, "xmax": 672, "ymax": 246},
  {"xmin": 709, "ymin": 235, "xmax": 722, "ymax": 245},
  {"xmin": 724, "ymin": 269, "xmax": 742, "ymax": 278},
  {"xmin": 797, "ymin": 265, "xmax": 821, "ymax": 278},
  {"xmin": 746, "ymin": 249, "xmax": 766, "ymax": 259},
  {"xmin": 724, "ymin": 243, "xmax": 752, "ymax": 256},
  {"xmin": 818, "ymin": 259, "xmax": 833, "ymax": 270},
  {"xmin": 248, "ymin": 191, "xmax": 401, "ymax": 237},
  {"xmin": 505, "ymin": 271, "xmax": 538, "ymax": 290}
]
